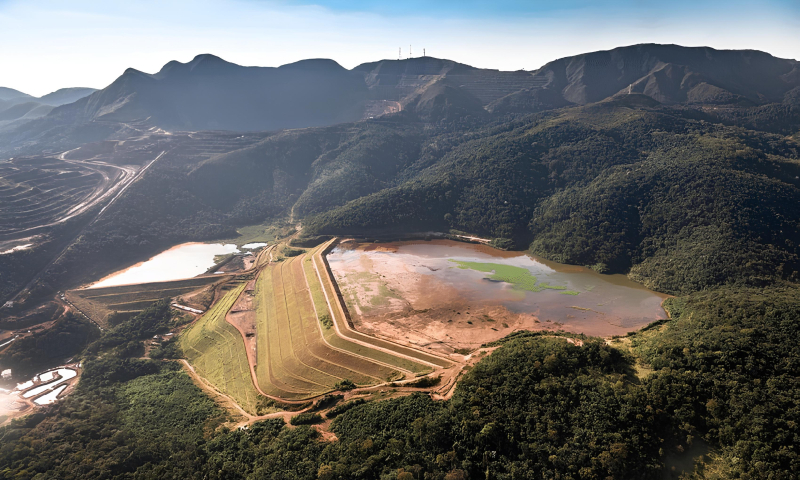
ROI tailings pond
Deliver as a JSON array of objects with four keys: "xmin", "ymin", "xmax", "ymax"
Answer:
[
  {"xmin": 91, "ymin": 243, "xmax": 240, "ymax": 288},
  {"xmin": 328, "ymin": 240, "xmax": 668, "ymax": 353}
]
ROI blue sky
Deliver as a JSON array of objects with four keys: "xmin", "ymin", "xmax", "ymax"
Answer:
[{"xmin": 1, "ymin": 0, "xmax": 798, "ymax": 96}]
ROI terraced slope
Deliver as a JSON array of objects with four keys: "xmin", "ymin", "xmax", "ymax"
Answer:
[
  {"xmin": 302, "ymin": 249, "xmax": 437, "ymax": 373},
  {"xmin": 67, "ymin": 275, "xmax": 229, "ymax": 325},
  {"xmin": 179, "ymin": 283, "xmax": 262, "ymax": 413},
  {"xmin": 179, "ymin": 239, "xmax": 452, "ymax": 405},
  {"xmin": 0, "ymin": 157, "xmax": 108, "ymax": 240},
  {"xmin": 311, "ymin": 239, "xmax": 453, "ymax": 369},
  {"xmin": 253, "ymin": 254, "xmax": 408, "ymax": 400}
]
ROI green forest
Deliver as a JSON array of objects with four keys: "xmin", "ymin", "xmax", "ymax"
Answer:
[{"xmin": 2, "ymin": 283, "xmax": 799, "ymax": 478}]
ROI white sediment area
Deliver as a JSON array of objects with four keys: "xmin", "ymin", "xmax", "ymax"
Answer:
[
  {"xmin": 21, "ymin": 368, "xmax": 77, "ymax": 399},
  {"xmin": 34, "ymin": 385, "xmax": 68, "ymax": 405}
]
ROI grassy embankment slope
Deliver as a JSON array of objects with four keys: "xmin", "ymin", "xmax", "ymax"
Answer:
[
  {"xmin": 67, "ymin": 276, "xmax": 229, "ymax": 326},
  {"xmin": 179, "ymin": 283, "xmax": 262, "ymax": 413},
  {"xmin": 253, "ymin": 254, "xmax": 402, "ymax": 400},
  {"xmin": 310, "ymin": 239, "xmax": 452, "ymax": 370},
  {"xmin": 180, "ymin": 240, "xmax": 448, "ymax": 405}
]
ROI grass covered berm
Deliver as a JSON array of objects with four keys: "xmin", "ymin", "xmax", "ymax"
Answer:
[
  {"xmin": 253, "ymin": 254, "xmax": 396, "ymax": 399},
  {"xmin": 450, "ymin": 260, "xmax": 579, "ymax": 295},
  {"xmin": 179, "ymin": 283, "xmax": 262, "ymax": 414},
  {"xmin": 302, "ymin": 250, "xmax": 433, "ymax": 374}
]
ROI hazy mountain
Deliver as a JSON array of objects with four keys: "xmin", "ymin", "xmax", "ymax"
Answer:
[
  {"xmin": 0, "ymin": 86, "xmax": 96, "ymax": 126},
  {"xmin": 492, "ymin": 43, "xmax": 800, "ymax": 111},
  {"xmin": 38, "ymin": 87, "xmax": 98, "ymax": 106},
  {"xmin": 2, "ymin": 44, "xmax": 799, "ymax": 157},
  {"xmin": 51, "ymin": 54, "xmax": 369, "ymax": 131},
  {"xmin": 0, "ymin": 86, "xmax": 96, "ymax": 106},
  {"xmin": 0, "ymin": 102, "xmax": 54, "ymax": 122},
  {"xmin": 24, "ymin": 56, "xmax": 543, "ymax": 135},
  {"xmin": 353, "ymin": 56, "xmax": 545, "ymax": 105},
  {"xmin": 0, "ymin": 87, "xmax": 33, "ymax": 103}
]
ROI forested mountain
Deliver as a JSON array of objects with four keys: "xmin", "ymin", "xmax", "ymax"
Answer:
[{"xmin": 9, "ymin": 86, "xmax": 800, "ymax": 305}]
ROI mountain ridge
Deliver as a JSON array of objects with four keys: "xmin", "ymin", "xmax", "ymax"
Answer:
[
  {"xmin": 0, "ymin": 86, "xmax": 97, "ymax": 127},
  {"xmin": 1, "ymin": 43, "xmax": 799, "ymax": 159}
]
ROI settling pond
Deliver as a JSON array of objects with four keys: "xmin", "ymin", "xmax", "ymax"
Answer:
[
  {"xmin": 91, "ymin": 241, "xmax": 269, "ymax": 287},
  {"xmin": 328, "ymin": 240, "xmax": 668, "ymax": 338}
]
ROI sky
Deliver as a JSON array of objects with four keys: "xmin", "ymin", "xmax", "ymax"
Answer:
[{"xmin": 0, "ymin": 0, "xmax": 798, "ymax": 96}]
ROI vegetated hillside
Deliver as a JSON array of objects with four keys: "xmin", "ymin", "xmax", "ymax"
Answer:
[
  {"xmin": 527, "ymin": 43, "xmax": 800, "ymax": 106},
  {"xmin": 0, "ymin": 318, "xmax": 665, "ymax": 479},
  {"xmin": 10, "ymin": 92, "xmax": 800, "ymax": 306},
  {"xmin": 634, "ymin": 285, "xmax": 800, "ymax": 478},
  {"xmin": 304, "ymin": 102, "xmax": 800, "ymax": 294},
  {"xmin": 17, "ymin": 122, "xmax": 427, "ymax": 304},
  {"xmin": 0, "ymin": 312, "xmax": 96, "ymax": 377}
]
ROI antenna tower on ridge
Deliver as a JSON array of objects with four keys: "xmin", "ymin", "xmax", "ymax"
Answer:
[
  {"xmin": 409, "ymin": 45, "xmax": 412, "ymax": 58},
  {"xmin": 399, "ymin": 47, "xmax": 401, "ymax": 60},
  {"xmin": 423, "ymin": 48, "xmax": 426, "ymax": 57}
]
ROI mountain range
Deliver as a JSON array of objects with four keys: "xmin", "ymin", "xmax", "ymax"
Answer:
[
  {"xmin": 0, "ymin": 86, "xmax": 96, "ymax": 127},
  {"xmin": 1, "ymin": 43, "xmax": 798, "ymax": 155}
]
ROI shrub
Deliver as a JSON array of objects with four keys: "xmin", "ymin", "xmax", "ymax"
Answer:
[
  {"xmin": 290, "ymin": 412, "xmax": 323, "ymax": 425},
  {"xmin": 325, "ymin": 398, "xmax": 366, "ymax": 419}
]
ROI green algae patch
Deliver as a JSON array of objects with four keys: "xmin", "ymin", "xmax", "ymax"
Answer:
[{"xmin": 450, "ymin": 260, "xmax": 578, "ymax": 295}]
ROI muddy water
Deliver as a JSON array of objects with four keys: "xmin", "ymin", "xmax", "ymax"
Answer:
[
  {"xmin": 91, "ymin": 243, "xmax": 239, "ymax": 288},
  {"xmin": 328, "ymin": 240, "xmax": 668, "ymax": 337}
]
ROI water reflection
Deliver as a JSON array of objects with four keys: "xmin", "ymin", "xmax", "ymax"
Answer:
[
  {"xmin": 91, "ymin": 243, "xmax": 239, "ymax": 288},
  {"xmin": 329, "ymin": 240, "xmax": 668, "ymax": 336}
]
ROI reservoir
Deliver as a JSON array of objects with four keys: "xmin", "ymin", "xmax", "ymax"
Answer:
[
  {"xmin": 91, "ymin": 243, "xmax": 239, "ymax": 288},
  {"xmin": 328, "ymin": 240, "xmax": 668, "ymax": 340}
]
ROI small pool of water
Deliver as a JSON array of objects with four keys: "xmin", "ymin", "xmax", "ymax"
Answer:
[
  {"xmin": 19, "ymin": 368, "xmax": 77, "ymax": 399},
  {"xmin": 241, "ymin": 242, "xmax": 267, "ymax": 249},
  {"xmin": 91, "ymin": 243, "xmax": 239, "ymax": 288},
  {"xmin": 34, "ymin": 385, "xmax": 68, "ymax": 405}
]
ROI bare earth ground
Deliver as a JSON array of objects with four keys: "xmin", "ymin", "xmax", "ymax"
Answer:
[
  {"xmin": 226, "ymin": 278, "xmax": 258, "ymax": 375},
  {"xmin": 179, "ymin": 285, "xmax": 217, "ymax": 311},
  {"xmin": 331, "ymin": 243, "xmax": 551, "ymax": 355}
]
